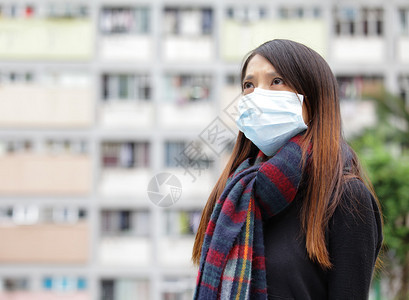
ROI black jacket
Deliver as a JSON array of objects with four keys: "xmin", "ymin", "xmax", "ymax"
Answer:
[{"xmin": 263, "ymin": 179, "xmax": 383, "ymax": 300}]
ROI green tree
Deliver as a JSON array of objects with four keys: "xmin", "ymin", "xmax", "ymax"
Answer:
[{"xmin": 350, "ymin": 89, "xmax": 409, "ymax": 300}]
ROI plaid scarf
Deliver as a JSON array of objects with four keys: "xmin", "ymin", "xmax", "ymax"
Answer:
[{"xmin": 194, "ymin": 134, "xmax": 307, "ymax": 299}]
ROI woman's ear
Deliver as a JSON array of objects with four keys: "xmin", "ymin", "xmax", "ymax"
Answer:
[{"xmin": 302, "ymin": 101, "xmax": 309, "ymax": 124}]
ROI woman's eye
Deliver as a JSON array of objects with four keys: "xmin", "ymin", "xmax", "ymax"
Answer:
[
  {"xmin": 243, "ymin": 82, "xmax": 254, "ymax": 89},
  {"xmin": 272, "ymin": 78, "xmax": 284, "ymax": 85}
]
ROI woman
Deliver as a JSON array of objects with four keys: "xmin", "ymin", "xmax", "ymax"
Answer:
[{"xmin": 192, "ymin": 39, "xmax": 383, "ymax": 299}]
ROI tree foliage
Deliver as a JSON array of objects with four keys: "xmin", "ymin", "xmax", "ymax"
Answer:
[
  {"xmin": 351, "ymin": 131, "xmax": 409, "ymax": 262},
  {"xmin": 350, "ymin": 89, "xmax": 409, "ymax": 299}
]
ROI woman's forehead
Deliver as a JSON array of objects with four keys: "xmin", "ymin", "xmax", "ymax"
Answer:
[{"xmin": 245, "ymin": 54, "xmax": 278, "ymax": 77}]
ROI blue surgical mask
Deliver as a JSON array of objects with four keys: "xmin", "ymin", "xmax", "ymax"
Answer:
[{"xmin": 236, "ymin": 88, "xmax": 308, "ymax": 156}]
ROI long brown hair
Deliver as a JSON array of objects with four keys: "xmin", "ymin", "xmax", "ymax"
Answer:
[{"xmin": 192, "ymin": 39, "xmax": 379, "ymax": 269}]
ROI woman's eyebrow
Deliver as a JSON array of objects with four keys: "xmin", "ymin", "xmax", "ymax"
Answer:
[
  {"xmin": 243, "ymin": 72, "xmax": 280, "ymax": 82},
  {"xmin": 267, "ymin": 71, "xmax": 280, "ymax": 77},
  {"xmin": 243, "ymin": 74, "xmax": 254, "ymax": 81}
]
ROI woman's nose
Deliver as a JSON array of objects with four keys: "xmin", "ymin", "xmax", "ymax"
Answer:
[
  {"xmin": 256, "ymin": 82, "xmax": 270, "ymax": 90},
  {"xmin": 255, "ymin": 78, "xmax": 272, "ymax": 90}
]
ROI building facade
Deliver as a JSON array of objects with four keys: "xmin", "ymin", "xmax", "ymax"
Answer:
[{"xmin": 0, "ymin": 0, "xmax": 407, "ymax": 299}]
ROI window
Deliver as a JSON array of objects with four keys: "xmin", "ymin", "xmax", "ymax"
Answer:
[
  {"xmin": 0, "ymin": 3, "xmax": 89, "ymax": 19},
  {"xmin": 77, "ymin": 278, "xmax": 87, "ymax": 290},
  {"xmin": 334, "ymin": 7, "xmax": 383, "ymax": 36},
  {"xmin": 165, "ymin": 141, "xmax": 186, "ymax": 168},
  {"xmin": 165, "ymin": 140, "xmax": 212, "ymax": 173},
  {"xmin": 101, "ymin": 210, "xmax": 150, "ymax": 236},
  {"xmin": 0, "ymin": 4, "xmax": 36, "ymax": 18},
  {"xmin": 164, "ymin": 210, "xmax": 202, "ymax": 236},
  {"xmin": 133, "ymin": 211, "xmax": 150, "ymax": 236},
  {"xmin": 101, "ymin": 280, "xmax": 115, "ymax": 300},
  {"xmin": 78, "ymin": 209, "xmax": 87, "ymax": 219},
  {"xmin": 45, "ymin": 140, "xmax": 88, "ymax": 154},
  {"xmin": 0, "ymin": 207, "xmax": 13, "ymax": 222},
  {"xmin": 163, "ymin": 291, "xmax": 193, "ymax": 300},
  {"xmin": 0, "ymin": 140, "xmax": 87, "ymax": 155},
  {"xmin": 52, "ymin": 207, "xmax": 86, "ymax": 223},
  {"xmin": 162, "ymin": 277, "xmax": 194, "ymax": 300},
  {"xmin": 0, "ymin": 140, "xmax": 32, "ymax": 155},
  {"xmin": 399, "ymin": 75, "xmax": 409, "ymax": 108},
  {"xmin": 164, "ymin": 7, "xmax": 213, "ymax": 36},
  {"xmin": 399, "ymin": 8, "xmax": 409, "ymax": 35},
  {"xmin": 335, "ymin": 7, "xmax": 357, "ymax": 35},
  {"xmin": 0, "ymin": 71, "xmax": 34, "ymax": 84},
  {"xmin": 337, "ymin": 75, "xmax": 384, "ymax": 100},
  {"xmin": 12, "ymin": 205, "xmax": 39, "ymax": 224},
  {"xmin": 42, "ymin": 276, "xmax": 86, "ymax": 292},
  {"xmin": 100, "ymin": 7, "xmax": 149, "ymax": 34},
  {"xmin": 45, "ymin": 3, "xmax": 89, "ymax": 18},
  {"xmin": 102, "ymin": 74, "xmax": 151, "ymax": 101},
  {"xmin": 226, "ymin": 74, "xmax": 241, "ymax": 87},
  {"xmin": 226, "ymin": 7, "xmax": 267, "ymax": 22},
  {"xmin": 278, "ymin": 6, "xmax": 321, "ymax": 19},
  {"xmin": 119, "ymin": 211, "xmax": 131, "ymax": 231},
  {"xmin": 39, "ymin": 72, "xmax": 91, "ymax": 87},
  {"xmin": 163, "ymin": 74, "xmax": 211, "ymax": 103},
  {"xmin": 101, "ymin": 141, "xmax": 150, "ymax": 168},
  {"xmin": 101, "ymin": 279, "xmax": 149, "ymax": 300},
  {"xmin": 3, "ymin": 278, "xmax": 29, "ymax": 291},
  {"xmin": 1, "ymin": 206, "xmax": 86, "ymax": 224}
]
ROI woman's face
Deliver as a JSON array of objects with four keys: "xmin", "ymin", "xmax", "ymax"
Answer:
[{"xmin": 242, "ymin": 54, "xmax": 308, "ymax": 123}]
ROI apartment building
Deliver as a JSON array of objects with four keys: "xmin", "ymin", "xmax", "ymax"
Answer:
[{"xmin": 0, "ymin": 0, "xmax": 407, "ymax": 299}]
